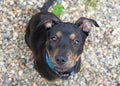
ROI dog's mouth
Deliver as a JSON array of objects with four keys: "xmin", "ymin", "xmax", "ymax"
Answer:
[
  {"xmin": 47, "ymin": 57, "xmax": 71, "ymax": 72},
  {"xmin": 53, "ymin": 65, "xmax": 70, "ymax": 72},
  {"xmin": 51, "ymin": 57, "xmax": 79, "ymax": 73},
  {"xmin": 51, "ymin": 57, "xmax": 76, "ymax": 72},
  {"xmin": 45, "ymin": 52, "xmax": 81, "ymax": 77},
  {"xmin": 45, "ymin": 53, "xmax": 75, "ymax": 72}
]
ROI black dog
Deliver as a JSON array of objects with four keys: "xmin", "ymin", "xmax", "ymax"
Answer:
[{"xmin": 25, "ymin": 0, "xmax": 99, "ymax": 81}]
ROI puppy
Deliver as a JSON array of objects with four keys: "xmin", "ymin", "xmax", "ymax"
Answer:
[{"xmin": 25, "ymin": 0, "xmax": 99, "ymax": 81}]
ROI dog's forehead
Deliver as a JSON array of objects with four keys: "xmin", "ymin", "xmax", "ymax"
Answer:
[{"xmin": 51, "ymin": 23, "xmax": 78, "ymax": 35}]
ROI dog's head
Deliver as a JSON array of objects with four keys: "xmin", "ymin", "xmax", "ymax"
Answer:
[{"xmin": 40, "ymin": 14, "xmax": 99, "ymax": 72}]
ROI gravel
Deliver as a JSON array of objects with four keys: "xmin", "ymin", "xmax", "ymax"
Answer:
[{"xmin": 0, "ymin": 0, "xmax": 120, "ymax": 86}]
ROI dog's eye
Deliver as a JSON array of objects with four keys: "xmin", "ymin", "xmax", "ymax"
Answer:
[
  {"xmin": 72, "ymin": 39, "xmax": 80, "ymax": 46},
  {"xmin": 50, "ymin": 36, "xmax": 58, "ymax": 42}
]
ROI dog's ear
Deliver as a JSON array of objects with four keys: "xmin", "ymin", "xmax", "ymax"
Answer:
[
  {"xmin": 44, "ymin": 20, "xmax": 55, "ymax": 29},
  {"xmin": 75, "ymin": 17, "xmax": 99, "ymax": 36},
  {"xmin": 37, "ymin": 13, "xmax": 61, "ymax": 30}
]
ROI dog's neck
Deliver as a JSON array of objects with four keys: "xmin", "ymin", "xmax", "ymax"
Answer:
[{"xmin": 45, "ymin": 52, "xmax": 80, "ymax": 78}]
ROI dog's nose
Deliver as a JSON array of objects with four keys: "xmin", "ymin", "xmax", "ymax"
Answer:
[{"xmin": 55, "ymin": 56, "xmax": 67, "ymax": 65}]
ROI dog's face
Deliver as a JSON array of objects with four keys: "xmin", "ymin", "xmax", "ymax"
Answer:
[
  {"xmin": 46, "ymin": 23, "xmax": 84, "ymax": 72},
  {"xmin": 43, "ymin": 17, "xmax": 99, "ymax": 72}
]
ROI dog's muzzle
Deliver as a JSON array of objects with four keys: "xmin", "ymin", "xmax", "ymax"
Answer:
[{"xmin": 45, "ymin": 52, "xmax": 80, "ymax": 78}]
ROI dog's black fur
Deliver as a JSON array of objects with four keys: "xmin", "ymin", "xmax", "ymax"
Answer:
[{"xmin": 25, "ymin": 0, "xmax": 99, "ymax": 81}]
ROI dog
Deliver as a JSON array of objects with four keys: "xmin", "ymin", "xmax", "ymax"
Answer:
[{"xmin": 25, "ymin": 0, "xmax": 99, "ymax": 81}]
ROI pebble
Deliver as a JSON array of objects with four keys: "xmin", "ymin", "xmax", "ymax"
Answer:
[
  {"xmin": 13, "ymin": 32, "xmax": 18, "ymax": 40},
  {"xmin": 63, "ymin": 80, "xmax": 68, "ymax": 86},
  {"xmin": 0, "ymin": 0, "xmax": 119, "ymax": 86},
  {"xmin": 19, "ymin": 58, "xmax": 27, "ymax": 68},
  {"xmin": 32, "ymin": 82, "xmax": 37, "ymax": 86},
  {"xmin": 0, "ymin": 61, "xmax": 4, "ymax": 66},
  {"xmin": 18, "ymin": 71, "xmax": 23, "ymax": 76},
  {"xmin": 1, "ymin": 66, "xmax": 7, "ymax": 72}
]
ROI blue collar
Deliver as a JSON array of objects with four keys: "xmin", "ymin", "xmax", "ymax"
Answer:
[{"xmin": 45, "ymin": 53, "xmax": 79, "ymax": 78}]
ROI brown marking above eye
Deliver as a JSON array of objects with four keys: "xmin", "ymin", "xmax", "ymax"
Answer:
[
  {"xmin": 56, "ymin": 31, "xmax": 62, "ymax": 38},
  {"xmin": 70, "ymin": 33, "xmax": 76, "ymax": 40}
]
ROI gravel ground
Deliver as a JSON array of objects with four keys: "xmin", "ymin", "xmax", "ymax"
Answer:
[{"xmin": 0, "ymin": 0, "xmax": 120, "ymax": 86}]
